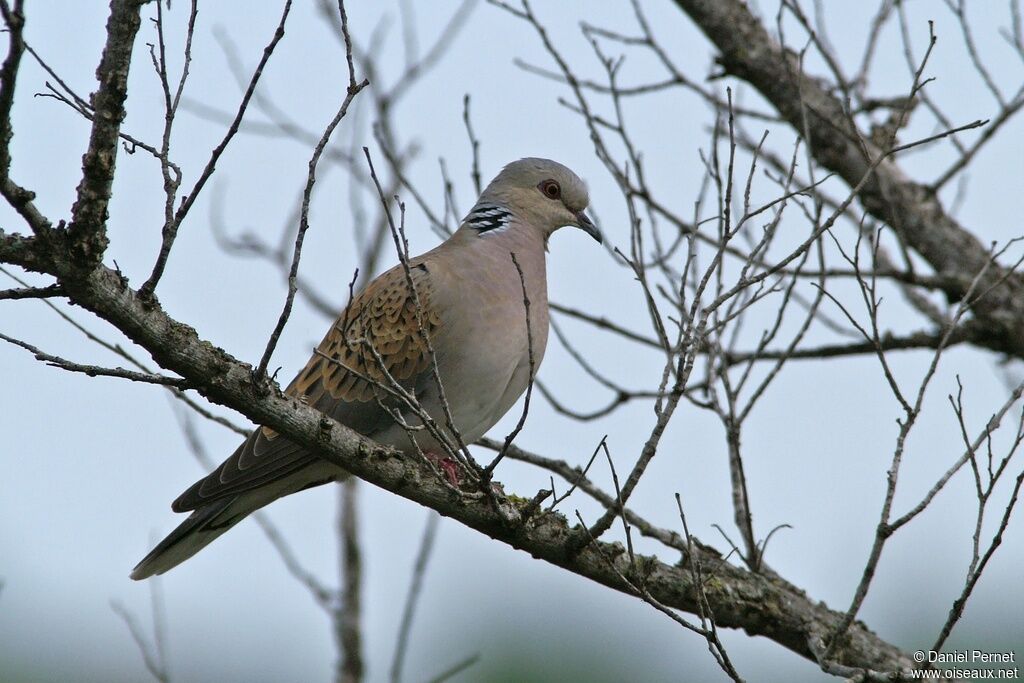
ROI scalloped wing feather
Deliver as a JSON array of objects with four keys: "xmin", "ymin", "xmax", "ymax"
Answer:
[{"xmin": 172, "ymin": 262, "xmax": 440, "ymax": 512}]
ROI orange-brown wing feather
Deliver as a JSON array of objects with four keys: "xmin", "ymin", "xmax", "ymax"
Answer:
[
  {"xmin": 286, "ymin": 260, "xmax": 441, "ymax": 412},
  {"xmin": 172, "ymin": 262, "xmax": 441, "ymax": 512}
]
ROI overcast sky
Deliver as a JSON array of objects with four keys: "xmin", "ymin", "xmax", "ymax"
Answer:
[{"xmin": 2, "ymin": 2, "xmax": 1023, "ymax": 682}]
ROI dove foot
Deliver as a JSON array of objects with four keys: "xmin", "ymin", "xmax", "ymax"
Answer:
[{"xmin": 424, "ymin": 451, "xmax": 461, "ymax": 486}]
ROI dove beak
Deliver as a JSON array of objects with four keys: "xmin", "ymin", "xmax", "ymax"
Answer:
[{"xmin": 575, "ymin": 211, "xmax": 602, "ymax": 243}]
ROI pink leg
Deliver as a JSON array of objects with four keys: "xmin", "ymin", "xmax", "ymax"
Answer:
[{"xmin": 424, "ymin": 451, "xmax": 461, "ymax": 486}]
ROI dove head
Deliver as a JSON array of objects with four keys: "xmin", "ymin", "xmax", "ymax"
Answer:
[{"xmin": 472, "ymin": 158, "xmax": 601, "ymax": 243}]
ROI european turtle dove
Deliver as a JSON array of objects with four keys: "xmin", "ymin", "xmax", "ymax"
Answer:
[{"xmin": 131, "ymin": 158, "xmax": 599, "ymax": 579}]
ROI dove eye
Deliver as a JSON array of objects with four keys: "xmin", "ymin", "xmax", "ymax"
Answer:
[{"xmin": 538, "ymin": 179, "xmax": 561, "ymax": 200}]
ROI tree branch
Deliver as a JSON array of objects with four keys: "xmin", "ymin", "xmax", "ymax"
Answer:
[
  {"xmin": 67, "ymin": 0, "xmax": 146, "ymax": 267},
  {"xmin": 0, "ymin": 330, "xmax": 190, "ymax": 387},
  {"xmin": 671, "ymin": 0, "xmax": 1024, "ymax": 359}
]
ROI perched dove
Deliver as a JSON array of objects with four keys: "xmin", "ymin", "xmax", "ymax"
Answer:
[{"xmin": 131, "ymin": 158, "xmax": 600, "ymax": 579}]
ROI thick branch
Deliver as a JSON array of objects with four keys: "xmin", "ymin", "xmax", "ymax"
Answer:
[
  {"xmin": 0, "ymin": 282, "xmax": 63, "ymax": 300},
  {"xmin": 0, "ymin": 0, "xmax": 24, "ymax": 181},
  {"xmin": 68, "ymin": 0, "xmax": 145, "ymax": 267}
]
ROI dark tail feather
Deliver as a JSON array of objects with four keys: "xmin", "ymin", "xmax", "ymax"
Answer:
[{"xmin": 131, "ymin": 497, "xmax": 243, "ymax": 580}]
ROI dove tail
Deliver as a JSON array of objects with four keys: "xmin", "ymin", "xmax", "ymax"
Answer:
[
  {"xmin": 131, "ymin": 467, "xmax": 343, "ymax": 580},
  {"xmin": 130, "ymin": 497, "xmax": 246, "ymax": 580}
]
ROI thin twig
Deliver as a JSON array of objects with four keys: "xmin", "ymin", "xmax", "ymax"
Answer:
[
  {"xmin": 0, "ymin": 331, "xmax": 190, "ymax": 387},
  {"xmin": 111, "ymin": 598, "xmax": 171, "ymax": 683},
  {"xmin": 483, "ymin": 252, "xmax": 535, "ymax": 476},
  {"xmin": 255, "ymin": 9, "xmax": 368, "ymax": 377}
]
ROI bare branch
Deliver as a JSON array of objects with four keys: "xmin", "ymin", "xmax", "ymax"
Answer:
[
  {"xmin": 673, "ymin": 0, "xmax": 1024, "ymax": 358},
  {"xmin": 111, "ymin": 595, "xmax": 171, "ymax": 683},
  {"xmin": 140, "ymin": 0, "xmax": 294, "ymax": 298},
  {"xmin": 256, "ymin": 10, "xmax": 369, "ymax": 377},
  {"xmin": 336, "ymin": 478, "xmax": 364, "ymax": 683},
  {"xmin": 424, "ymin": 654, "xmax": 481, "ymax": 683},
  {"xmin": 483, "ymin": 252, "xmax": 536, "ymax": 476},
  {"xmin": 0, "ymin": 282, "xmax": 63, "ymax": 299},
  {"xmin": 68, "ymin": 0, "xmax": 146, "ymax": 267},
  {"xmin": 0, "ymin": 331, "xmax": 189, "ymax": 387},
  {"xmin": 390, "ymin": 512, "xmax": 440, "ymax": 683}
]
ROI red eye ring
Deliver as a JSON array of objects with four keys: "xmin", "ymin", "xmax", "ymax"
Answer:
[{"xmin": 538, "ymin": 179, "xmax": 561, "ymax": 200}]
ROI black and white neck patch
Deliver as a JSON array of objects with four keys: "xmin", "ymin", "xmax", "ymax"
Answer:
[{"xmin": 464, "ymin": 203, "xmax": 513, "ymax": 236}]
